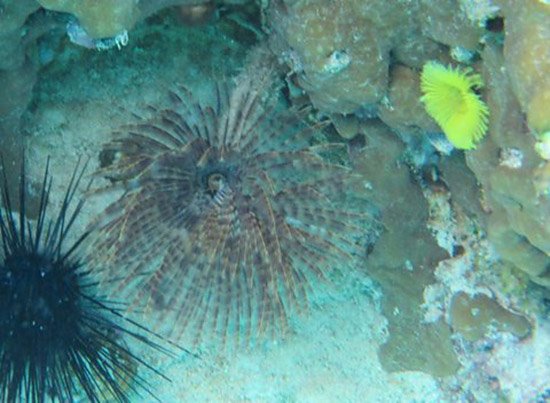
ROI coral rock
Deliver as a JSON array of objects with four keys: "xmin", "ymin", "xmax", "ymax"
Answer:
[
  {"xmin": 37, "ymin": 0, "xmax": 211, "ymax": 39},
  {"xmin": 38, "ymin": 0, "xmax": 140, "ymax": 38},
  {"xmin": 269, "ymin": 0, "xmax": 420, "ymax": 114},
  {"xmin": 379, "ymin": 65, "xmax": 440, "ymax": 134},
  {"xmin": 419, "ymin": 0, "xmax": 484, "ymax": 50},
  {"xmin": 500, "ymin": 0, "xmax": 550, "ymax": 134},
  {"xmin": 466, "ymin": 43, "xmax": 550, "ymax": 288},
  {"xmin": 450, "ymin": 292, "xmax": 531, "ymax": 342}
]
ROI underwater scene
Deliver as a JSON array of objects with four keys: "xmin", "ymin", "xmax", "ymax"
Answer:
[{"xmin": 0, "ymin": 0, "xmax": 549, "ymax": 402}]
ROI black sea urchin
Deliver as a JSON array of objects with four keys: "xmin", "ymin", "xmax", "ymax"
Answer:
[
  {"xmin": 0, "ymin": 159, "xmax": 170, "ymax": 403},
  {"xmin": 93, "ymin": 67, "xmax": 377, "ymax": 345}
]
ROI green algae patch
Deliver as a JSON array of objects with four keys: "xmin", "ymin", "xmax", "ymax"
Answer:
[{"xmin": 450, "ymin": 292, "xmax": 531, "ymax": 342}]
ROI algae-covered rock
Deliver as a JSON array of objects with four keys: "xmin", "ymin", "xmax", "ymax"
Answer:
[
  {"xmin": 0, "ymin": 0, "xmax": 47, "ymax": 118},
  {"xmin": 438, "ymin": 153, "xmax": 487, "ymax": 224},
  {"xmin": 378, "ymin": 65, "xmax": 440, "ymax": 135},
  {"xmin": 419, "ymin": 0, "xmax": 484, "ymax": 50},
  {"xmin": 352, "ymin": 121, "xmax": 459, "ymax": 377},
  {"xmin": 37, "ymin": 0, "xmax": 211, "ymax": 38},
  {"xmin": 269, "ymin": 0, "xmax": 396, "ymax": 113},
  {"xmin": 450, "ymin": 292, "xmax": 531, "ymax": 342},
  {"xmin": 38, "ymin": 0, "xmax": 140, "ymax": 38},
  {"xmin": 268, "ymin": 0, "xmax": 486, "ymax": 121},
  {"xmin": 392, "ymin": 33, "xmax": 447, "ymax": 70},
  {"xmin": 466, "ymin": 42, "xmax": 550, "ymax": 288},
  {"xmin": 0, "ymin": 0, "xmax": 41, "ymax": 70},
  {"xmin": 268, "ymin": 0, "xmax": 437, "ymax": 114},
  {"xmin": 499, "ymin": 0, "xmax": 550, "ymax": 134},
  {"xmin": 0, "ymin": 0, "xmax": 49, "ymax": 199},
  {"xmin": 533, "ymin": 162, "xmax": 550, "ymax": 196}
]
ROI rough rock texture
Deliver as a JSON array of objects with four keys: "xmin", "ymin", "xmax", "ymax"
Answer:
[
  {"xmin": 465, "ymin": 42, "xmax": 550, "ymax": 288},
  {"xmin": 0, "ymin": 0, "xmax": 216, "ymax": 194},
  {"xmin": 350, "ymin": 121, "xmax": 459, "ymax": 377},
  {"xmin": 499, "ymin": 0, "xmax": 550, "ymax": 135},
  {"xmin": 0, "ymin": 1, "xmax": 55, "ymax": 195},
  {"xmin": 38, "ymin": 0, "xmax": 140, "ymax": 38},
  {"xmin": 378, "ymin": 65, "xmax": 440, "ymax": 135},
  {"xmin": 0, "ymin": 0, "xmax": 42, "ymax": 70},
  {"xmin": 0, "ymin": 0, "xmax": 42, "ymax": 119},
  {"xmin": 268, "ymin": 0, "xmax": 398, "ymax": 114},
  {"xmin": 268, "ymin": 0, "xmax": 481, "ymax": 115},
  {"xmin": 449, "ymin": 292, "xmax": 531, "ymax": 342},
  {"xmin": 37, "ymin": 0, "xmax": 212, "ymax": 38},
  {"xmin": 438, "ymin": 153, "xmax": 487, "ymax": 225},
  {"xmin": 418, "ymin": 0, "xmax": 484, "ymax": 50},
  {"xmin": 269, "ymin": 0, "xmax": 550, "ymax": 290}
]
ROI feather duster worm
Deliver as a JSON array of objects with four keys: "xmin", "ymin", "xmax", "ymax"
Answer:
[
  {"xmin": 421, "ymin": 61, "xmax": 489, "ymax": 150},
  {"xmin": 91, "ymin": 68, "xmax": 378, "ymax": 346}
]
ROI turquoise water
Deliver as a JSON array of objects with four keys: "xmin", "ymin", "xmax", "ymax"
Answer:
[{"xmin": 1, "ymin": 2, "xmax": 548, "ymax": 402}]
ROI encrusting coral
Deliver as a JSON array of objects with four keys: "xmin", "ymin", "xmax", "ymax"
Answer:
[
  {"xmin": 267, "ymin": 0, "xmax": 483, "ymax": 115},
  {"xmin": 268, "ymin": 0, "xmax": 413, "ymax": 114},
  {"xmin": 465, "ymin": 42, "xmax": 550, "ymax": 288},
  {"xmin": 499, "ymin": 0, "xmax": 550, "ymax": 136},
  {"xmin": 378, "ymin": 65, "xmax": 440, "ymax": 136},
  {"xmin": 90, "ymin": 60, "xmax": 378, "ymax": 345},
  {"xmin": 37, "ymin": 0, "xmax": 213, "ymax": 39}
]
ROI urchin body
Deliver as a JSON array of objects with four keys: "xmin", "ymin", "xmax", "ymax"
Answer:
[
  {"xmin": 1, "ymin": 249, "xmax": 82, "ymax": 378},
  {"xmin": 94, "ymin": 69, "xmax": 376, "ymax": 345},
  {"xmin": 0, "ymin": 161, "xmax": 167, "ymax": 403}
]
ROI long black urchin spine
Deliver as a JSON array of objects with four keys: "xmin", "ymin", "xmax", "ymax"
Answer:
[{"xmin": 0, "ymin": 157, "xmax": 177, "ymax": 403}]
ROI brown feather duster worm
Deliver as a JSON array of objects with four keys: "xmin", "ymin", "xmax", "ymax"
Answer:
[{"xmin": 91, "ymin": 66, "xmax": 379, "ymax": 346}]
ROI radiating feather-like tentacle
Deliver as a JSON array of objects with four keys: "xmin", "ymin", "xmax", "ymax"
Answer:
[{"xmin": 90, "ymin": 69, "xmax": 378, "ymax": 347}]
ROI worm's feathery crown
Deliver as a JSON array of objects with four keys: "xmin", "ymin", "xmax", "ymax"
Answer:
[
  {"xmin": 93, "ymin": 68, "xmax": 376, "ymax": 345},
  {"xmin": 421, "ymin": 61, "xmax": 489, "ymax": 150}
]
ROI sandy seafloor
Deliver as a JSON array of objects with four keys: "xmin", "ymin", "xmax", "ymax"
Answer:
[{"xmin": 18, "ymin": 9, "xmax": 549, "ymax": 403}]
